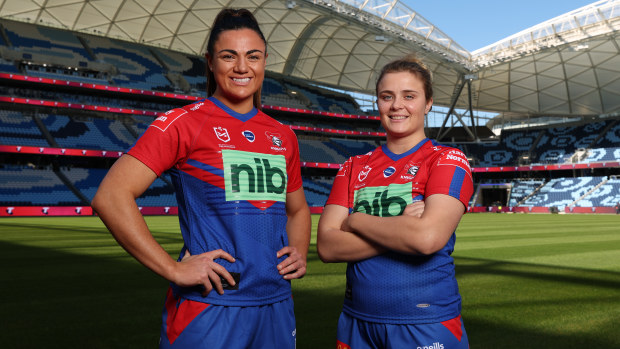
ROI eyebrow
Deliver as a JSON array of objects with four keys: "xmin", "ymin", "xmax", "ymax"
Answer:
[
  {"xmin": 378, "ymin": 89, "xmax": 420, "ymax": 94},
  {"xmin": 217, "ymin": 49, "xmax": 264, "ymax": 55}
]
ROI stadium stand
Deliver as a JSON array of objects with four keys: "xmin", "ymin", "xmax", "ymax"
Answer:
[
  {"xmin": 0, "ymin": 17, "xmax": 618, "ymax": 215},
  {"xmin": 520, "ymin": 176, "xmax": 607, "ymax": 210},
  {"xmin": 508, "ymin": 179, "xmax": 546, "ymax": 207},
  {"xmin": 0, "ymin": 110, "xmax": 50, "ymax": 146},
  {"xmin": 0, "ymin": 165, "xmax": 82, "ymax": 205}
]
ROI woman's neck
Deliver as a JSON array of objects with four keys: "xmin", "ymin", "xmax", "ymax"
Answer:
[{"xmin": 385, "ymin": 132, "xmax": 426, "ymax": 155}]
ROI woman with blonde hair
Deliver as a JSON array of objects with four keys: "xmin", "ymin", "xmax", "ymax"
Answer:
[{"xmin": 318, "ymin": 55, "xmax": 472, "ymax": 348}]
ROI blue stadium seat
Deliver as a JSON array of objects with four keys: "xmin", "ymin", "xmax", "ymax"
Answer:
[
  {"xmin": 0, "ymin": 110, "xmax": 50, "ymax": 146},
  {"xmin": 0, "ymin": 166, "xmax": 81, "ymax": 205}
]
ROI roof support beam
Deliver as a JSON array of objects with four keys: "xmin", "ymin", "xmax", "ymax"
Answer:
[{"xmin": 436, "ymin": 75, "xmax": 477, "ymax": 142}]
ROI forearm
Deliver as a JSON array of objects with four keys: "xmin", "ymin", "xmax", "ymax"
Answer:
[
  {"xmin": 317, "ymin": 204, "xmax": 386, "ymax": 262},
  {"xmin": 346, "ymin": 194, "xmax": 464, "ymax": 255},
  {"xmin": 317, "ymin": 227, "xmax": 386, "ymax": 262},
  {"xmin": 286, "ymin": 206, "xmax": 311, "ymax": 260},
  {"xmin": 346, "ymin": 213, "xmax": 434, "ymax": 255}
]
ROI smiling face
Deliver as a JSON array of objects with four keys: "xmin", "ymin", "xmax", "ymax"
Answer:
[
  {"xmin": 377, "ymin": 71, "xmax": 433, "ymax": 150},
  {"xmin": 207, "ymin": 28, "xmax": 267, "ymax": 113}
]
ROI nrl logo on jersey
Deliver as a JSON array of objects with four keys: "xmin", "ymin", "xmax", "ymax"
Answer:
[
  {"xmin": 214, "ymin": 127, "xmax": 230, "ymax": 142},
  {"xmin": 358, "ymin": 165, "xmax": 372, "ymax": 182}
]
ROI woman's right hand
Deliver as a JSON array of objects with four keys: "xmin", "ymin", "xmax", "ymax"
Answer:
[
  {"xmin": 403, "ymin": 200, "xmax": 425, "ymax": 218},
  {"xmin": 175, "ymin": 249, "xmax": 236, "ymax": 296}
]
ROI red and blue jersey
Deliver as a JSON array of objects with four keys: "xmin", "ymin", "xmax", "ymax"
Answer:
[
  {"xmin": 326, "ymin": 138, "xmax": 473, "ymax": 324},
  {"xmin": 128, "ymin": 97, "xmax": 302, "ymax": 306}
]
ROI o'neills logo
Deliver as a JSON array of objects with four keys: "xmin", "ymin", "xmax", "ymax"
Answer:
[
  {"xmin": 222, "ymin": 149, "xmax": 287, "ymax": 202},
  {"xmin": 214, "ymin": 127, "xmax": 230, "ymax": 142},
  {"xmin": 353, "ymin": 182, "xmax": 412, "ymax": 217},
  {"xmin": 417, "ymin": 343, "xmax": 444, "ymax": 349},
  {"xmin": 358, "ymin": 165, "xmax": 372, "ymax": 182}
]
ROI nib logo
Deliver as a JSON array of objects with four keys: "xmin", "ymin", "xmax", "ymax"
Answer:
[
  {"xmin": 222, "ymin": 149, "xmax": 287, "ymax": 202},
  {"xmin": 353, "ymin": 182, "xmax": 412, "ymax": 217}
]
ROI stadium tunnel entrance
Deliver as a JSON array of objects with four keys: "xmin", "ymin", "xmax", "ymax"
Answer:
[{"xmin": 475, "ymin": 183, "xmax": 511, "ymax": 209}]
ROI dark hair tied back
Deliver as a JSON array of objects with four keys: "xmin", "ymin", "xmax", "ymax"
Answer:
[
  {"xmin": 205, "ymin": 8, "xmax": 267, "ymax": 108},
  {"xmin": 206, "ymin": 9, "xmax": 266, "ymax": 56}
]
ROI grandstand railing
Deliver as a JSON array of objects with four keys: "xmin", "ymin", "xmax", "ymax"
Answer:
[{"xmin": 0, "ymin": 72, "xmax": 379, "ymax": 122}]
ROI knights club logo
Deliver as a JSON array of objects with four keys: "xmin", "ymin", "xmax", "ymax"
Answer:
[
  {"xmin": 214, "ymin": 127, "xmax": 230, "ymax": 142},
  {"xmin": 266, "ymin": 132, "xmax": 283, "ymax": 147},
  {"xmin": 407, "ymin": 165, "xmax": 419, "ymax": 177}
]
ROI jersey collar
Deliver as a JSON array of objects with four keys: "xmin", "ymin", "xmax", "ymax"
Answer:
[
  {"xmin": 208, "ymin": 96, "xmax": 258, "ymax": 122},
  {"xmin": 381, "ymin": 138, "xmax": 429, "ymax": 161}
]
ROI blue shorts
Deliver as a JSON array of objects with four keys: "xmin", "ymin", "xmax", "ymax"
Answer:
[
  {"xmin": 336, "ymin": 312, "xmax": 468, "ymax": 349},
  {"xmin": 159, "ymin": 288, "xmax": 296, "ymax": 348}
]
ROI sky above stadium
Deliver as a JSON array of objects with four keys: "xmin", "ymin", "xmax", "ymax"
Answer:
[{"xmin": 401, "ymin": 0, "xmax": 596, "ymax": 52}]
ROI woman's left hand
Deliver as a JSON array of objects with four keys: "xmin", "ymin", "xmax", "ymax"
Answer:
[{"xmin": 276, "ymin": 246, "xmax": 307, "ymax": 280}]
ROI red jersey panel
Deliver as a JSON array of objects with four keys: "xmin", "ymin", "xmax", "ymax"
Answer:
[{"xmin": 325, "ymin": 138, "xmax": 473, "ymax": 324}]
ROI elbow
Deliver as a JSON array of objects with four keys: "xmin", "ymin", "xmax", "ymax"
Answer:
[
  {"xmin": 316, "ymin": 241, "xmax": 334, "ymax": 263},
  {"xmin": 316, "ymin": 232, "xmax": 338, "ymax": 263},
  {"xmin": 91, "ymin": 191, "xmax": 103, "ymax": 213},
  {"xmin": 402, "ymin": 223, "xmax": 446, "ymax": 256}
]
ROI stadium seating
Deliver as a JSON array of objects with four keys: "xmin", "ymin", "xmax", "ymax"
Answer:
[
  {"xmin": 0, "ymin": 110, "xmax": 50, "ymax": 146},
  {"xmin": 535, "ymin": 121, "xmax": 609, "ymax": 164},
  {"xmin": 508, "ymin": 179, "xmax": 546, "ymax": 206},
  {"xmin": 0, "ymin": 57, "xmax": 19, "ymax": 73},
  {"xmin": 573, "ymin": 176, "xmax": 620, "ymax": 207},
  {"xmin": 1, "ymin": 19, "xmax": 619, "ymax": 211},
  {"xmin": 2, "ymin": 19, "xmax": 91, "ymax": 68},
  {"xmin": 39, "ymin": 114, "xmax": 136, "ymax": 151},
  {"xmin": 0, "ymin": 165, "xmax": 82, "ymax": 205},
  {"xmin": 302, "ymin": 176, "xmax": 333, "ymax": 207},
  {"xmin": 520, "ymin": 176, "xmax": 606, "ymax": 210}
]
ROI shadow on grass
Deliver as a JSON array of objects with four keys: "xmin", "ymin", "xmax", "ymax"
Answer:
[
  {"xmin": 2, "ymin": 223, "xmax": 618, "ymax": 349},
  {"xmin": 454, "ymin": 256, "xmax": 620, "ymax": 349},
  {"xmin": 0, "ymin": 240, "xmax": 169, "ymax": 349}
]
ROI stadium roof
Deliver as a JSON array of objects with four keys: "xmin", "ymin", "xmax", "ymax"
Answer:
[{"xmin": 0, "ymin": 0, "xmax": 618, "ymax": 117}]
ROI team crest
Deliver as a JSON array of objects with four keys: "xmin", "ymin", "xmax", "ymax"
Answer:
[
  {"xmin": 242, "ymin": 130, "xmax": 255, "ymax": 142},
  {"xmin": 266, "ymin": 132, "xmax": 283, "ymax": 147},
  {"xmin": 358, "ymin": 165, "xmax": 372, "ymax": 182},
  {"xmin": 407, "ymin": 165, "xmax": 419, "ymax": 177},
  {"xmin": 214, "ymin": 127, "xmax": 230, "ymax": 142}
]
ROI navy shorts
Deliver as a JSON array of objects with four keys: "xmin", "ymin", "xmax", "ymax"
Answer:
[
  {"xmin": 336, "ymin": 312, "xmax": 469, "ymax": 349},
  {"xmin": 159, "ymin": 288, "xmax": 296, "ymax": 348}
]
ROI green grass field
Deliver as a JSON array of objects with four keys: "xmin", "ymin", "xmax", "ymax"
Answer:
[{"xmin": 1, "ymin": 214, "xmax": 619, "ymax": 348}]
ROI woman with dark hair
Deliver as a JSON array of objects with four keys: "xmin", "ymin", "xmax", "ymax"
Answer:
[
  {"xmin": 93, "ymin": 8, "xmax": 310, "ymax": 348},
  {"xmin": 317, "ymin": 55, "xmax": 473, "ymax": 348}
]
